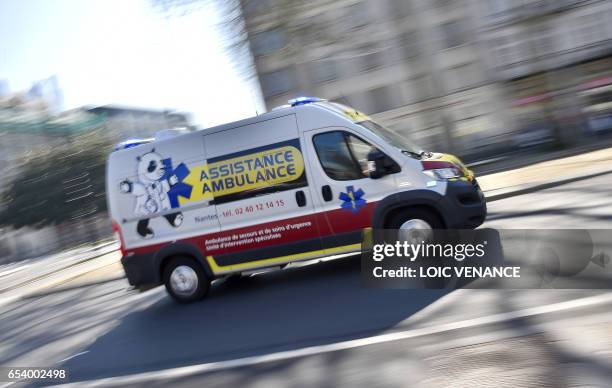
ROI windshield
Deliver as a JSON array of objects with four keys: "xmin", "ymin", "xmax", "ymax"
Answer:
[{"xmin": 356, "ymin": 120, "xmax": 423, "ymax": 156}]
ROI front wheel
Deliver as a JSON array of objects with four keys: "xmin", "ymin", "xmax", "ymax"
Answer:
[
  {"xmin": 163, "ymin": 257, "xmax": 210, "ymax": 303},
  {"xmin": 387, "ymin": 208, "xmax": 444, "ymax": 244},
  {"xmin": 387, "ymin": 208, "xmax": 447, "ymax": 289}
]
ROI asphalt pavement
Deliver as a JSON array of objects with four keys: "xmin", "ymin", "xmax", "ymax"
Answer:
[{"xmin": 1, "ymin": 173, "xmax": 612, "ymax": 387}]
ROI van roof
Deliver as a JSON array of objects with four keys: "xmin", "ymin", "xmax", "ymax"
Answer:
[
  {"xmin": 196, "ymin": 101, "xmax": 330, "ymax": 135},
  {"xmin": 112, "ymin": 100, "xmax": 353, "ymax": 153}
]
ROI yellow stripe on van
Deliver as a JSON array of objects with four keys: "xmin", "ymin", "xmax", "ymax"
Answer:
[
  {"xmin": 343, "ymin": 109, "xmax": 371, "ymax": 122},
  {"xmin": 206, "ymin": 243, "xmax": 362, "ymax": 275},
  {"xmin": 180, "ymin": 144, "xmax": 305, "ymax": 206}
]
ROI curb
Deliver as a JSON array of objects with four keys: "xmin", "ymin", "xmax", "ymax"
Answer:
[
  {"xmin": 24, "ymin": 275, "xmax": 127, "ymax": 299},
  {"xmin": 0, "ymin": 253, "xmax": 122, "ymax": 307},
  {"xmin": 484, "ymin": 168, "xmax": 612, "ymax": 202},
  {"xmin": 469, "ymin": 143, "xmax": 612, "ymax": 175},
  {"xmin": 0, "ymin": 244, "xmax": 119, "ymax": 293}
]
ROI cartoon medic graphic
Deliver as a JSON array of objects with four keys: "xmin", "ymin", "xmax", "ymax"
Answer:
[{"xmin": 119, "ymin": 149, "xmax": 192, "ymax": 238}]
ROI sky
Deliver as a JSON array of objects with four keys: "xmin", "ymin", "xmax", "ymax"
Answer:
[{"xmin": 0, "ymin": 0, "xmax": 265, "ymax": 128}]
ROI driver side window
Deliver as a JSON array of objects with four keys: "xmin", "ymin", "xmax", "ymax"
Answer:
[{"xmin": 312, "ymin": 131, "xmax": 377, "ymax": 181}]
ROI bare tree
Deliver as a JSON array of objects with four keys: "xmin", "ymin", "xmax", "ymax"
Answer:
[{"xmin": 150, "ymin": 0, "xmax": 256, "ymax": 83}]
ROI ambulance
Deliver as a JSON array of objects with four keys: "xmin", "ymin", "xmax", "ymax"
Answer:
[{"xmin": 106, "ymin": 97, "xmax": 487, "ymax": 302}]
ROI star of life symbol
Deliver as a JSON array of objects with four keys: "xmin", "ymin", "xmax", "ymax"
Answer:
[{"xmin": 339, "ymin": 186, "xmax": 366, "ymax": 213}]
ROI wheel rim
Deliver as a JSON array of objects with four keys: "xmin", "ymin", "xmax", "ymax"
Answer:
[
  {"xmin": 398, "ymin": 219, "xmax": 433, "ymax": 245},
  {"xmin": 169, "ymin": 265, "xmax": 199, "ymax": 296}
]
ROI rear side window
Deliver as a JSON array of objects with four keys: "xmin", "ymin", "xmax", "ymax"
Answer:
[{"xmin": 312, "ymin": 131, "xmax": 377, "ymax": 180}]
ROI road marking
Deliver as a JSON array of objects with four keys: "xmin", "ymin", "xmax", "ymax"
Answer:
[
  {"xmin": 58, "ymin": 292, "xmax": 612, "ymax": 387},
  {"xmin": 59, "ymin": 351, "xmax": 90, "ymax": 363}
]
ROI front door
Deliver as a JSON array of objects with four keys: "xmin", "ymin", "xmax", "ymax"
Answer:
[{"xmin": 302, "ymin": 127, "xmax": 399, "ymax": 253}]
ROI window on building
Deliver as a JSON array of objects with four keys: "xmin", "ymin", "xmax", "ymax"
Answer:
[
  {"xmin": 250, "ymin": 29, "xmax": 286, "ymax": 56},
  {"xmin": 368, "ymin": 85, "xmax": 403, "ymax": 114},
  {"xmin": 360, "ymin": 44, "xmax": 383, "ymax": 72},
  {"xmin": 441, "ymin": 20, "xmax": 467, "ymax": 49},
  {"xmin": 397, "ymin": 31, "xmax": 419, "ymax": 60},
  {"xmin": 312, "ymin": 131, "xmax": 377, "ymax": 180},
  {"xmin": 242, "ymin": 0, "xmax": 271, "ymax": 15},
  {"xmin": 388, "ymin": 0, "xmax": 412, "ymax": 19},
  {"xmin": 493, "ymin": 35, "xmax": 523, "ymax": 66},
  {"xmin": 346, "ymin": 2, "xmax": 369, "ymax": 30},
  {"xmin": 309, "ymin": 59, "xmax": 338, "ymax": 83},
  {"xmin": 577, "ymin": 13, "xmax": 604, "ymax": 46},
  {"xmin": 260, "ymin": 68, "xmax": 294, "ymax": 98},
  {"xmin": 412, "ymin": 75, "xmax": 433, "ymax": 101},
  {"xmin": 296, "ymin": 19, "xmax": 333, "ymax": 46},
  {"xmin": 534, "ymin": 29, "xmax": 554, "ymax": 56},
  {"xmin": 446, "ymin": 64, "xmax": 477, "ymax": 91},
  {"xmin": 496, "ymin": 44, "xmax": 510, "ymax": 66}
]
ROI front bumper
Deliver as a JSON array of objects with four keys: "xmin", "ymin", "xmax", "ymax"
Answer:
[{"xmin": 439, "ymin": 179, "xmax": 487, "ymax": 228}]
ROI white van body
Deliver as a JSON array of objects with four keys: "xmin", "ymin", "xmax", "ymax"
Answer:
[{"xmin": 107, "ymin": 99, "xmax": 486, "ymax": 301}]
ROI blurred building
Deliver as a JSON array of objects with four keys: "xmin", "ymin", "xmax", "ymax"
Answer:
[
  {"xmin": 85, "ymin": 105, "xmax": 193, "ymax": 140},
  {"xmin": 0, "ymin": 101, "xmax": 192, "ymax": 184},
  {"xmin": 0, "ymin": 94, "xmax": 106, "ymax": 185},
  {"xmin": 475, "ymin": 0, "xmax": 612, "ymax": 146},
  {"xmin": 0, "ymin": 100, "xmax": 194, "ymax": 261},
  {"xmin": 28, "ymin": 75, "xmax": 64, "ymax": 113},
  {"xmin": 241, "ymin": 0, "xmax": 511, "ymax": 157},
  {"xmin": 241, "ymin": 0, "xmax": 612, "ymax": 157}
]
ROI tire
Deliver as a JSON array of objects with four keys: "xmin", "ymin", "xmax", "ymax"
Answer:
[
  {"xmin": 387, "ymin": 207, "xmax": 444, "ymax": 233},
  {"xmin": 163, "ymin": 256, "xmax": 210, "ymax": 303},
  {"xmin": 387, "ymin": 208, "xmax": 447, "ymax": 289}
]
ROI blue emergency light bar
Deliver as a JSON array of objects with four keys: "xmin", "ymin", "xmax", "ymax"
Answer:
[
  {"xmin": 288, "ymin": 96, "xmax": 325, "ymax": 106},
  {"xmin": 114, "ymin": 138, "xmax": 154, "ymax": 151}
]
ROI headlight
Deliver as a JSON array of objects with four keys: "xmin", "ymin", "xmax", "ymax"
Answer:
[
  {"xmin": 423, "ymin": 167, "xmax": 463, "ymax": 179},
  {"xmin": 421, "ymin": 161, "xmax": 464, "ymax": 180}
]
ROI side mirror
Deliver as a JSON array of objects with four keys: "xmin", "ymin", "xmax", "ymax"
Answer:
[{"xmin": 367, "ymin": 150, "xmax": 399, "ymax": 179}]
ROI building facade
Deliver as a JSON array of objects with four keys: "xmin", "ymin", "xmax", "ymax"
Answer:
[
  {"xmin": 241, "ymin": 0, "xmax": 612, "ymax": 157},
  {"xmin": 475, "ymin": 0, "xmax": 612, "ymax": 146},
  {"xmin": 85, "ymin": 105, "xmax": 193, "ymax": 140}
]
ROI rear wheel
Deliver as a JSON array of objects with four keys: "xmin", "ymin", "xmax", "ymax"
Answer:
[{"xmin": 163, "ymin": 257, "xmax": 209, "ymax": 303}]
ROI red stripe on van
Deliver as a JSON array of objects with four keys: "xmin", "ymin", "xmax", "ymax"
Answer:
[{"xmin": 127, "ymin": 202, "xmax": 376, "ymax": 257}]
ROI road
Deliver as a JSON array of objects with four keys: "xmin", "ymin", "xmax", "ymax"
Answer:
[{"xmin": 1, "ymin": 173, "xmax": 612, "ymax": 387}]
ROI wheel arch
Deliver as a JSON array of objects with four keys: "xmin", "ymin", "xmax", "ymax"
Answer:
[
  {"xmin": 372, "ymin": 190, "xmax": 448, "ymax": 229},
  {"xmin": 154, "ymin": 242, "xmax": 213, "ymax": 282}
]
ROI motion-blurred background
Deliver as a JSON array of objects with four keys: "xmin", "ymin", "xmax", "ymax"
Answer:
[
  {"xmin": 2, "ymin": 0, "xmax": 612, "ymax": 261},
  {"xmin": 243, "ymin": 0, "xmax": 612, "ymax": 155}
]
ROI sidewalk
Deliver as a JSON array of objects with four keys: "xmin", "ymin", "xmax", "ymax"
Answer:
[
  {"xmin": 0, "ymin": 240, "xmax": 119, "ymax": 292},
  {"xmin": 478, "ymin": 146, "xmax": 612, "ymax": 201},
  {"xmin": 0, "ymin": 240, "xmax": 122, "ymax": 307}
]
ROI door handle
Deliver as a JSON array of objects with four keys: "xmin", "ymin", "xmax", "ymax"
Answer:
[
  {"xmin": 295, "ymin": 190, "xmax": 306, "ymax": 207},
  {"xmin": 322, "ymin": 185, "xmax": 333, "ymax": 202}
]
